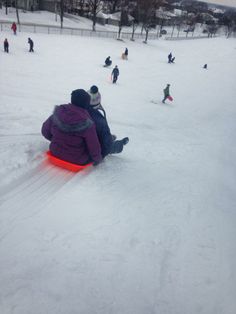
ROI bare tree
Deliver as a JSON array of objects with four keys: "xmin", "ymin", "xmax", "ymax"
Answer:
[
  {"xmin": 130, "ymin": 4, "xmax": 139, "ymax": 41},
  {"xmin": 15, "ymin": 0, "xmax": 20, "ymax": 25},
  {"xmin": 110, "ymin": 0, "xmax": 121, "ymax": 14},
  {"xmin": 5, "ymin": 0, "xmax": 8, "ymax": 14},
  {"xmin": 205, "ymin": 20, "xmax": 219, "ymax": 38},
  {"xmin": 137, "ymin": 0, "xmax": 159, "ymax": 43},
  {"xmin": 55, "ymin": 1, "xmax": 58, "ymax": 22},
  {"xmin": 116, "ymin": 9, "xmax": 125, "ymax": 40},
  {"xmin": 88, "ymin": 0, "xmax": 103, "ymax": 31},
  {"xmin": 116, "ymin": 0, "xmax": 133, "ymax": 40},
  {"xmin": 78, "ymin": 0, "xmax": 86, "ymax": 16},
  {"xmin": 60, "ymin": 0, "xmax": 64, "ymax": 28},
  {"xmin": 220, "ymin": 10, "xmax": 236, "ymax": 38},
  {"xmin": 183, "ymin": 13, "xmax": 197, "ymax": 37}
]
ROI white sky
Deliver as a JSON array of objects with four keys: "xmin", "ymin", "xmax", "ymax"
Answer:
[{"xmin": 201, "ymin": 0, "xmax": 236, "ymax": 8}]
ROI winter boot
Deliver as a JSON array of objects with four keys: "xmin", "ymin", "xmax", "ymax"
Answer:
[
  {"xmin": 110, "ymin": 140, "xmax": 123, "ymax": 154},
  {"xmin": 109, "ymin": 137, "xmax": 129, "ymax": 154},
  {"xmin": 122, "ymin": 137, "xmax": 129, "ymax": 145}
]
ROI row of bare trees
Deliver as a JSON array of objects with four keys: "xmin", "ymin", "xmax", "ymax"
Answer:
[
  {"xmin": 1, "ymin": 0, "xmax": 236, "ymax": 39},
  {"xmin": 59, "ymin": 0, "xmax": 236, "ymax": 38},
  {"xmin": 2, "ymin": 0, "xmax": 20, "ymax": 24},
  {"xmin": 58, "ymin": 0, "xmax": 163, "ymax": 41},
  {"xmin": 103, "ymin": 0, "xmax": 163, "ymax": 42}
]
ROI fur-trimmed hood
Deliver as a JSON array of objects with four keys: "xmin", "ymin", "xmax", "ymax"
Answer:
[{"xmin": 52, "ymin": 104, "xmax": 93, "ymax": 133}]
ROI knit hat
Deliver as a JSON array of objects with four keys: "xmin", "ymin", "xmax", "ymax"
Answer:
[
  {"xmin": 71, "ymin": 89, "xmax": 90, "ymax": 109},
  {"xmin": 88, "ymin": 90, "xmax": 101, "ymax": 107},
  {"xmin": 90, "ymin": 85, "xmax": 98, "ymax": 94}
]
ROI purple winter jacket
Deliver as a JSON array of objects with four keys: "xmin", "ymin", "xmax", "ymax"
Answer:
[{"xmin": 41, "ymin": 104, "xmax": 102, "ymax": 165}]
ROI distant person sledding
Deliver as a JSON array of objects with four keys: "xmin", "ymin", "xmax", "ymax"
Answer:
[
  {"xmin": 4, "ymin": 38, "xmax": 9, "ymax": 53},
  {"xmin": 168, "ymin": 52, "xmax": 175, "ymax": 63},
  {"xmin": 28, "ymin": 38, "xmax": 34, "ymax": 52},
  {"xmin": 104, "ymin": 56, "xmax": 112, "ymax": 67},
  {"xmin": 121, "ymin": 48, "xmax": 128, "ymax": 60},
  {"xmin": 111, "ymin": 65, "xmax": 119, "ymax": 84},
  {"xmin": 162, "ymin": 84, "xmax": 173, "ymax": 103},
  {"xmin": 11, "ymin": 22, "xmax": 17, "ymax": 35}
]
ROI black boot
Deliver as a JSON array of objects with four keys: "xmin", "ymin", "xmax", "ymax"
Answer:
[
  {"xmin": 122, "ymin": 137, "xmax": 129, "ymax": 145},
  {"xmin": 109, "ymin": 137, "xmax": 129, "ymax": 154}
]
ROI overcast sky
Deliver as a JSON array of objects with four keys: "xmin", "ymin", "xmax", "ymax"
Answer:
[{"xmin": 200, "ymin": 0, "xmax": 236, "ymax": 8}]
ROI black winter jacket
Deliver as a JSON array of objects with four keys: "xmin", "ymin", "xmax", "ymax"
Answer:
[{"xmin": 87, "ymin": 107, "xmax": 113, "ymax": 157}]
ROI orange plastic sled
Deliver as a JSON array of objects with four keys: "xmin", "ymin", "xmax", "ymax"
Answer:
[{"xmin": 46, "ymin": 151, "xmax": 92, "ymax": 172}]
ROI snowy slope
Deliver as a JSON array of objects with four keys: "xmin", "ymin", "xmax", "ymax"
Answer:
[{"xmin": 0, "ymin": 15, "xmax": 236, "ymax": 314}]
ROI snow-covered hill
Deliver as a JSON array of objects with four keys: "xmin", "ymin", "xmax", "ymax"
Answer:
[{"xmin": 0, "ymin": 11, "xmax": 236, "ymax": 314}]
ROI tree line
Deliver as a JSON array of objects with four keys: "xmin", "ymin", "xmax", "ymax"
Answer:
[{"xmin": 1, "ymin": 0, "xmax": 236, "ymax": 39}]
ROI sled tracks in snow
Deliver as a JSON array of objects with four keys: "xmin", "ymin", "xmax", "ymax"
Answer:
[{"xmin": 0, "ymin": 160, "xmax": 76, "ymax": 242}]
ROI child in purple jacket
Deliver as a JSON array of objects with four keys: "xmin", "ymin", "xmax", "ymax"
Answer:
[{"xmin": 41, "ymin": 89, "xmax": 102, "ymax": 165}]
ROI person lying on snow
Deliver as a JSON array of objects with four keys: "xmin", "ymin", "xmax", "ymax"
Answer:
[{"xmin": 41, "ymin": 89, "xmax": 102, "ymax": 166}]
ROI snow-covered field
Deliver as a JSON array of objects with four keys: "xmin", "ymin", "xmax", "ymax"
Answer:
[{"xmin": 0, "ymin": 11, "xmax": 236, "ymax": 314}]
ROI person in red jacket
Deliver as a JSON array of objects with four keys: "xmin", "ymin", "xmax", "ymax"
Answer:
[
  {"xmin": 41, "ymin": 89, "xmax": 102, "ymax": 166},
  {"xmin": 11, "ymin": 22, "xmax": 17, "ymax": 35}
]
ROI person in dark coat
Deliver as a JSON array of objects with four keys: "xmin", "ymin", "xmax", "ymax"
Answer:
[
  {"xmin": 203, "ymin": 64, "xmax": 207, "ymax": 69},
  {"xmin": 11, "ymin": 22, "xmax": 17, "ymax": 35},
  {"xmin": 122, "ymin": 48, "xmax": 128, "ymax": 60},
  {"xmin": 162, "ymin": 84, "xmax": 171, "ymax": 103},
  {"xmin": 111, "ymin": 65, "xmax": 119, "ymax": 83},
  {"xmin": 87, "ymin": 85, "xmax": 104, "ymax": 112},
  {"xmin": 104, "ymin": 56, "xmax": 112, "ymax": 67},
  {"xmin": 87, "ymin": 85, "xmax": 116, "ymax": 139},
  {"xmin": 168, "ymin": 52, "xmax": 172, "ymax": 63},
  {"xmin": 41, "ymin": 89, "xmax": 102, "ymax": 166},
  {"xmin": 28, "ymin": 38, "xmax": 34, "ymax": 52},
  {"xmin": 4, "ymin": 39, "xmax": 9, "ymax": 53},
  {"xmin": 86, "ymin": 87, "xmax": 129, "ymax": 158}
]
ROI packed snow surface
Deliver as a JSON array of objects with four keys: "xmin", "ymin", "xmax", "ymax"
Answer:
[{"xmin": 0, "ymin": 11, "xmax": 236, "ymax": 314}]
